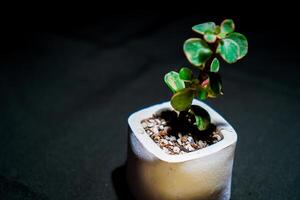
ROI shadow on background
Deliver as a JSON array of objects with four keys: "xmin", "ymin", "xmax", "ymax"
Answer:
[{"xmin": 111, "ymin": 165, "xmax": 135, "ymax": 200}]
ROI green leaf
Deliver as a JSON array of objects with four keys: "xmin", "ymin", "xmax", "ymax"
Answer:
[
  {"xmin": 192, "ymin": 22, "xmax": 215, "ymax": 35},
  {"xmin": 183, "ymin": 38, "xmax": 213, "ymax": 67},
  {"xmin": 207, "ymin": 73, "xmax": 223, "ymax": 97},
  {"xmin": 217, "ymin": 32, "xmax": 227, "ymax": 39},
  {"xmin": 204, "ymin": 32, "xmax": 217, "ymax": 43},
  {"xmin": 221, "ymin": 19, "xmax": 235, "ymax": 34},
  {"xmin": 217, "ymin": 38, "xmax": 239, "ymax": 63},
  {"xmin": 210, "ymin": 58, "xmax": 220, "ymax": 72},
  {"xmin": 164, "ymin": 71, "xmax": 185, "ymax": 93},
  {"xmin": 227, "ymin": 32, "xmax": 248, "ymax": 59},
  {"xmin": 198, "ymin": 89, "xmax": 207, "ymax": 100},
  {"xmin": 214, "ymin": 25, "xmax": 221, "ymax": 34},
  {"xmin": 179, "ymin": 67, "xmax": 193, "ymax": 80},
  {"xmin": 190, "ymin": 105, "xmax": 210, "ymax": 131},
  {"xmin": 171, "ymin": 88, "xmax": 194, "ymax": 111}
]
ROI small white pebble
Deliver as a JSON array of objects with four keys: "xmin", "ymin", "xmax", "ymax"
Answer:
[
  {"xmin": 164, "ymin": 126, "xmax": 171, "ymax": 133},
  {"xmin": 198, "ymin": 140, "xmax": 205, "ymax": 148},
  {"xmin": 214, "ymin": 134, "xmax": 222, "ymax": 141},
  {"xmin": 173, "ymin": 146, "xmax": 180, "ymax": 154},
  {"xmin": 169, "ymin": 136, "xmax": 176, "ymax": 141},
  {"xmin": 149, "ymin": 119, "xmax": 155, "ymax": 123},
  {"xmin": 187, "ymin": 136, "xmax": 194, "ymax": 143},
  {"xmin": 141, "ymin": 122, "xmax": 147, "ymax": 128},
  {"xmin": 163, "ymin": 147, "xmax": 170, "ymax": 154},
  {"xmin": 159, "ymin": 125, "xmax": 164, "ymax": 130},
  {"xmin": 152, "ymin": 126, "xmax": 159, "ymax": 134},
  {"xmin": 177, "ymin": 138, "xmax": 182, "ymax": 145},
  {"xmin": 189, "ymin": 146, "xmax": 195, "ymax": 151},
  {"xmin": 185, "ymin": 144, "xmax": 195, "ymax": 151},
  {"xmin": 161, "ymin": 139, "xmax": 168, "ymax": 144},
  {"xmin": 147, "ymin": 123, "xmax": 154, "ymax": 128},
  {"xmin": 161, "ymin": 121, "xmax": 167, "ymax": 125}
]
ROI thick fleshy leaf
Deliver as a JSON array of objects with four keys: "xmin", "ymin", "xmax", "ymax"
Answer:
[
  {"xmin": 214, "ymin": 25, "xmax": 221, "ymax": 34},
  {"xmin": 207, "ymin": 73, "xmax": 223, "ymax": 97},
  {"xmin": 179, "ymin": 67, "xmax": 193, "ymax": 80},
  {"xmin": 210, "ymin": 58, "xmax": 220, "ymax": 72},
  {"xmin": 164, "ymin": 71, "xmax": 185, "ymax": 93},
  {"xmin": 217, "ymin": 38, "xmax": 239, "ymax": 63},
  {"xmin": 198, "ymin": 89, "xmax": 207, "ymax": 100},
  {"xmin": 227, "ymin": 32, "xmax": 248, "ymax": 59},
  {"xmin": 171, "ymin": 88, "xmax": 194, "ymax": 111},
  {"xmin": 183, "ymin": 38, "xmax": 212, "ymax": 67},
  {"xmin": 217, "ymin": 32, "xmax": 227, "ymax": 39},
  {"xmin": 192, "ymin": 22, "xmax": 215, "ymax": 35},
  {"xmin": 190, "ymin": 105, "xmax": 210, "ymax": 131},
  {"xmin": 204, "ymin": 32, "xmax": 217, "ymax": 43},
  {"xmin": 221, "ymin": 19, "xmax": 235, "ymax": 34}
]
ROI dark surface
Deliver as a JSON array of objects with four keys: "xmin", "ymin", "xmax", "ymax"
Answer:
[{"xmin": 0, "ymin": 14, "xmax": 299, "ymax": 200}]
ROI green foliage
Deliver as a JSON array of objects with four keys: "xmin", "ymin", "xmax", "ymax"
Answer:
[
  {"xmin": 164, "ymin": 19, "xmax": 248, "ymax": 131},
  {"xmin": 197, "ymin": 89, "xmax": 207, "ymax": 100},
  {"xmin": 183, "ymin": 38, "xmax": 212, "ymax": 68},
  {"xmin": 164, "ymin": 71, "xmax": 185, "ymax": 93},
  {"xmin": 192, "ymin": 22, "xmax": 216, "ymax": 34},
  {"xmin": 207, "ymin": 73, "xmax": 223, "ymax": 97},
  {"xmin": 179, "ymin": 67, "xmax": 193, "ymax": 80},
  {"xmin": 204, "ymin": 32, "xmax": 217, "ymax": 43},
  {"xmin": 226, "ymin": 32, "xmax": 248, "ymax": 59},
  {"xmin": 210, "ymin": 58, "xmax": 220, "ymax": 72},
  {"xmin": 190, "ymin": 105, "xmax": 210, "ymax": 131},
  {"xmin": 217, "ymin": 38, "xmax": 240, "ymax": 63},
  {"xmin": 171, "ymin": 88, "xmax": 194, "ymax": 111},
  {"xmin": 221, "ymin": 19, "xmax": 235, "ymax": 34}
]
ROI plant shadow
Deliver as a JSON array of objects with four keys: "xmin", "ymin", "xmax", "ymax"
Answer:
[{"xmin": 111, "ymin": 164, "xmax": 135, "ymax": 200}]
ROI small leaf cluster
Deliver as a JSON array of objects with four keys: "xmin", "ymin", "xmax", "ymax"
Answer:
[{"xmin": 164, "ymin": 19, "xmax": 248, "ymax": 131}]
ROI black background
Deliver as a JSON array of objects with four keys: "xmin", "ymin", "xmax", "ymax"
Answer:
[{"xmin": 0, "ymin": 12, "xmax": 299, "ymax": 199}]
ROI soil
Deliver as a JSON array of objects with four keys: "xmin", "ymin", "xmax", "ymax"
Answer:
[{"xmin": 141, "ymin": 109, "xmax": 223, "ymax": 155}]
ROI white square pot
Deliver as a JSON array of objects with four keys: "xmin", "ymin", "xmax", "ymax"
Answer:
[{"xmin": 127, "ymin": 100, "xmax": 237, "ymax": 200}]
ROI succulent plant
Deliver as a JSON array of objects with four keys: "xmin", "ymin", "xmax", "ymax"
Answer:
[{"xmin": 164, "ymin": 19, "xmax": 248, "ymax": 131}]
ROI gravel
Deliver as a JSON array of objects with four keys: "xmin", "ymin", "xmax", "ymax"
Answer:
[{"xmin": 141, "ymin": 115, "xmax": 223, "ymax": 155}]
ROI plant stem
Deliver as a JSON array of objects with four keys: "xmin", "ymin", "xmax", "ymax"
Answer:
[{"xmin": 198, "ymin": 39, "xmax": 220, "ymax": 80}]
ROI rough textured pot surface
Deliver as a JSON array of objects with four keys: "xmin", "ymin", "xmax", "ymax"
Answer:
[{"xmin": 127, "ymin": 100, "xmax": 237, "ymax": 200}]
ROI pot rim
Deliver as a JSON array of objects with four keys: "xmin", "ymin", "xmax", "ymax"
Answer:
[{"xmin": 128, "ymin": 99, "xmax": 237, "ymax": 163}]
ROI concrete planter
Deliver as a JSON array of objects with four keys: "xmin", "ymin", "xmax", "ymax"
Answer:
[{"xmin": 127, "ymin": 100, "xmax": 237, "ymax": 200}]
